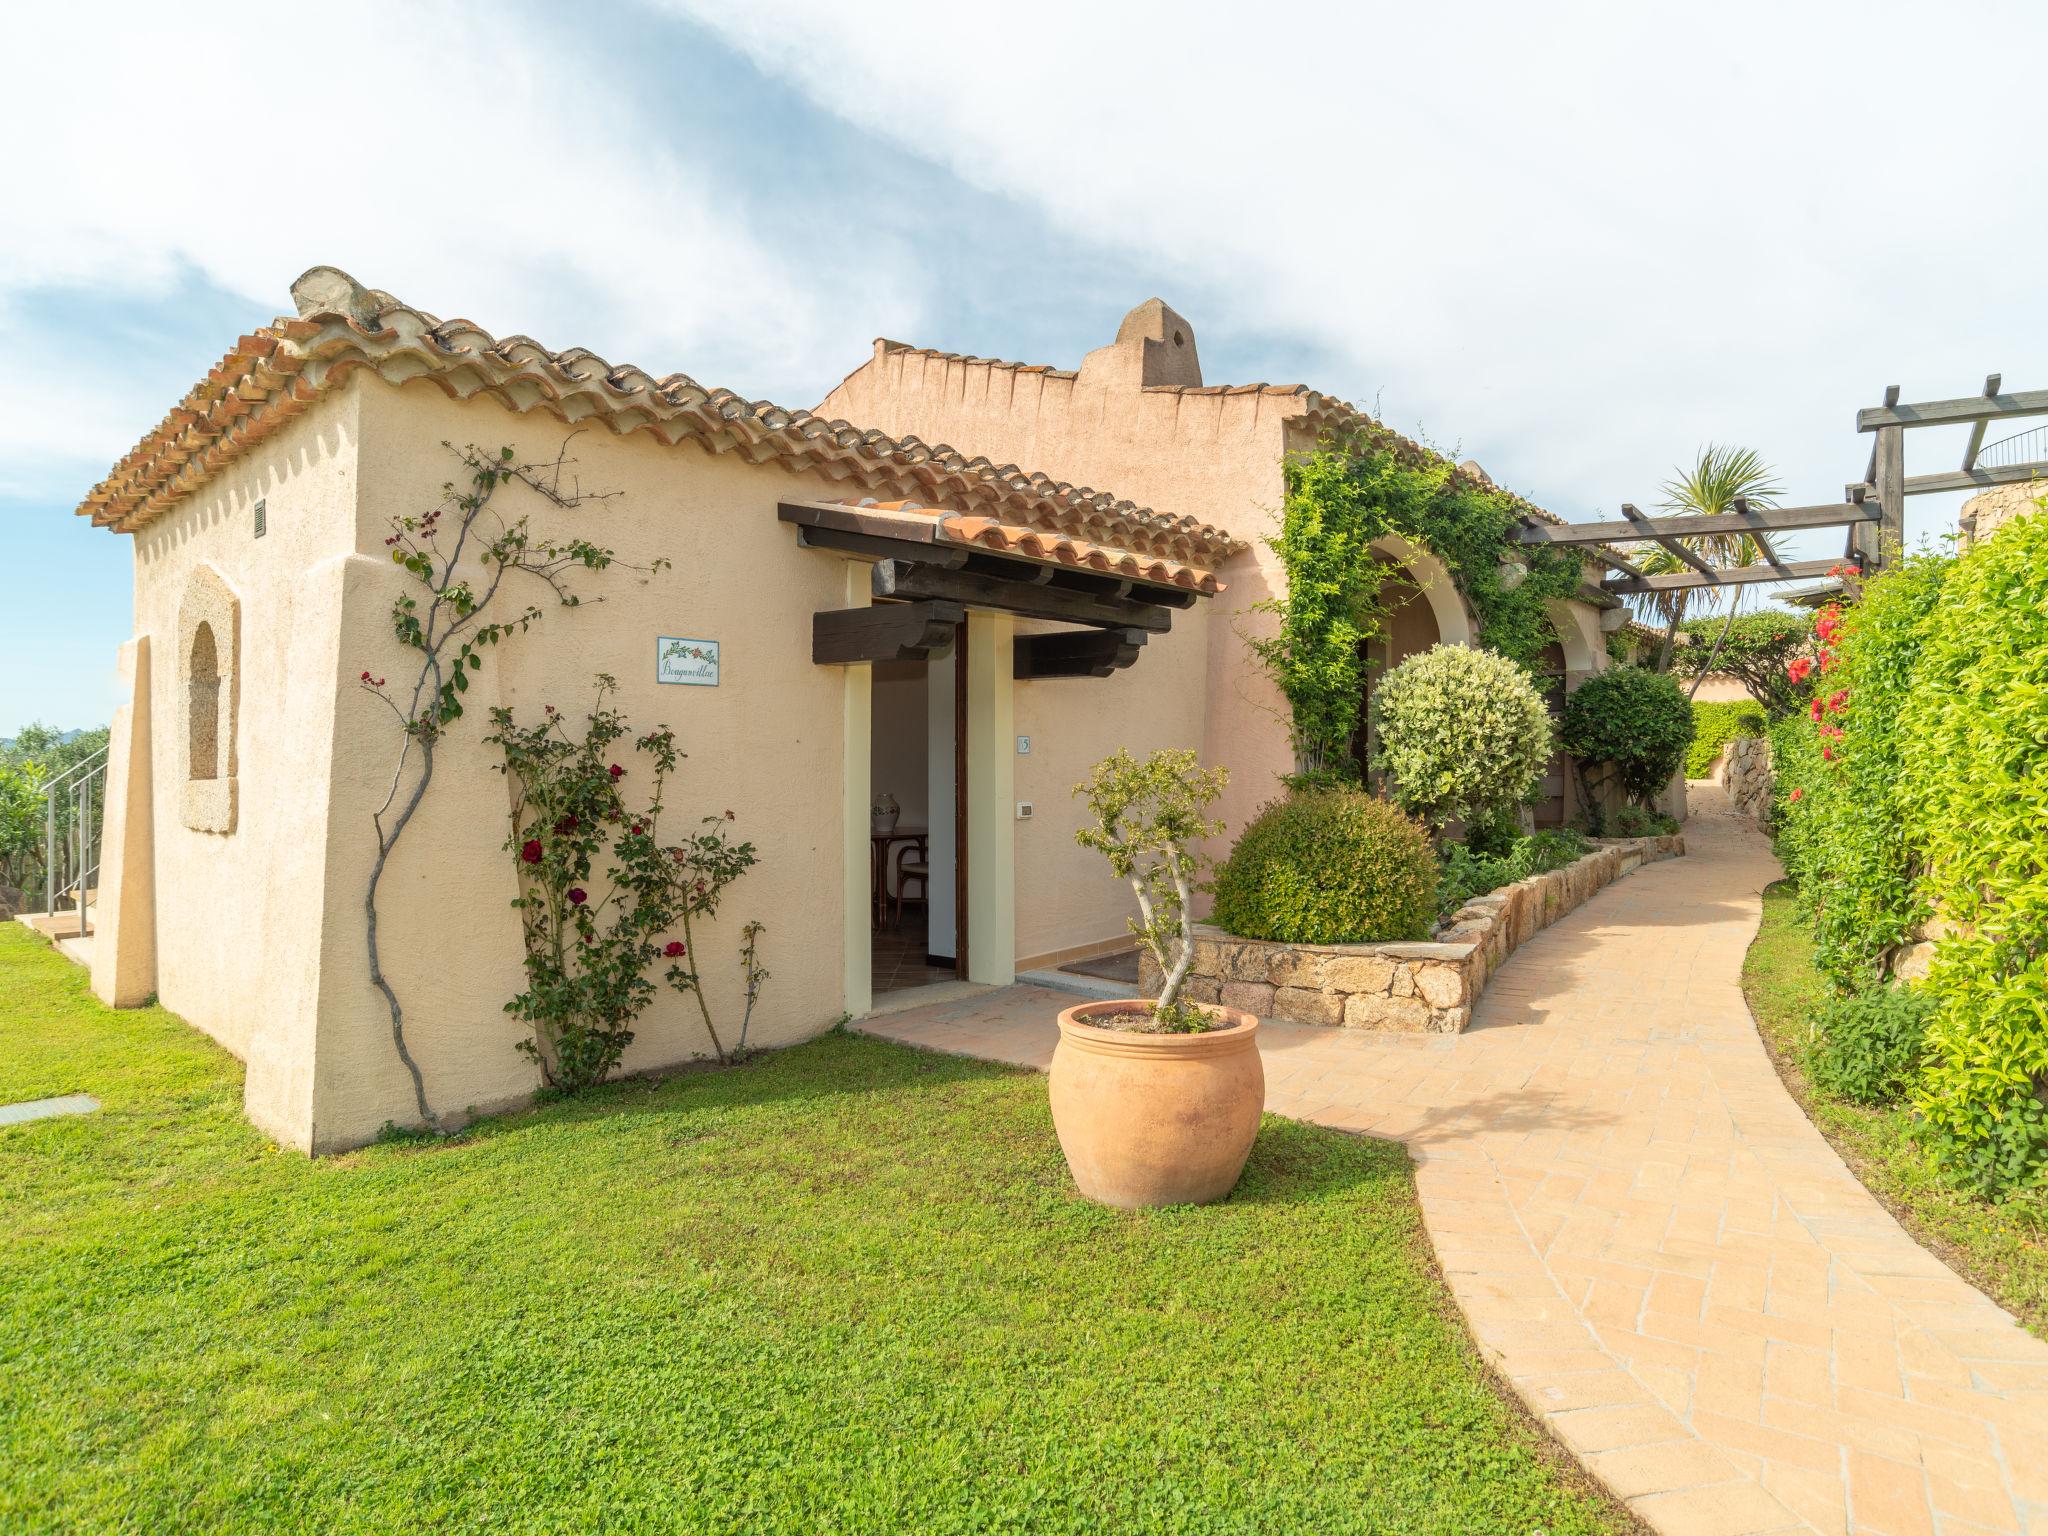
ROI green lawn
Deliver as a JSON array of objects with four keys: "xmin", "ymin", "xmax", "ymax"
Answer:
[
  {"xmin": 0, "ymin": 925, "xmax": 1625, "ymax": 1535},
  {"xmin": 1742, "ymin": 881, "xmax": 2048, "ymax": 1333}
]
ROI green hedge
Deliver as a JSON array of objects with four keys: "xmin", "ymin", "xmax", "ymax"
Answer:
[
  {"xmin": 1897, "ymin": 510, "xmax": 2048, "ymax": 1194},
  {"xmin": 1212, "ymin": 790, "xmax": 1437, "ymax": 945},
  {"xmin": 1685, "ymin": 700, "xmax": 1765, "ymax": 779},
  {"xmin": 1771, "ymin": 501, "xmax": 2048, "ymax": 1196}
]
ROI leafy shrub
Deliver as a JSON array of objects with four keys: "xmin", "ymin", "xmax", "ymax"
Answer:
[
  {"xmin": 1607, "ymin": 804, "xmax": 1679, "ymax": 838},
  {"xmin": 1685, "ymin": 700, "xmax": 1766, "ymax": 779},
  {"xmin": 1213, "ymin": 789, "xmax": 1437, "ymax": 945},
  {"xmin": 1804, "ymin": 986, "xmax": 1933, "ymax": 1106},
  {"xmin": 1896, "ymin": 507, "xmax": 2048, "ymax": 1193},
  {"xmin": 1368, "ymin": 644, "xmax": 1554, "ymax": 833},
  {"xmin": 1436, "ymin": 828, "xmax": 1593, "ymax": 916},
  {"xmin": 1559, "ymin": 666, "xmax": 1695, "ymax": 810},
  {"xmin": 1770, "ymin": 552, "xmax": 1949, "ymax": 990},
  {"xmin": 489, "ymin": 677, "xmax": 761, "ymax": 1091},
  {"xmin": 1673, "ymin": 609, "xmax": 1815, "ymax": 717},
  {"xmin": 1074, "ymin": 747, "xmax": 1228, "ymax": 1029}
]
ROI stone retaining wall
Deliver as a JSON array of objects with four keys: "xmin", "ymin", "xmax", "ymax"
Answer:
[
  {"xmin": 1142, "ymin": 835, "xmax": 1685, "ymax": 1033},
  {"xmin": 1718, "ymin": 736, "xmax": 1773, "ymax": 824}
]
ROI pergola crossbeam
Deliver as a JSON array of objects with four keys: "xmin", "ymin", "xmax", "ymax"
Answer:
[
  {"xmin": 1858, "ymin": 383, "xmax": 2048, "ymax": 432},
  {"xmin": 1601, "ymin": 556, "xmax": 1858, "ymax": 596},
  {"xmin": 1844, "ymin": 457, "xmax": 2048, "ymax": 500},
  {"xmin": 1620, "ymin": 501, "xmax": 1720, "ymax": 579},
  {"xmin": 1511, "ymin": 501, "xmax": 1879, "ymax": 546}
]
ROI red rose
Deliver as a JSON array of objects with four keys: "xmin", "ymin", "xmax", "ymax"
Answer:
[
  {"xmin": 608, "ymin": 764, "xmax": 625, "ymax": 780},
  {"xmin": 664, "ymin": 941, "xmax": 686, "ymax": 957},
  {"xmin": 568, "ymin": 888, "xmax": 587, "ymax": 906},
  {"xmin": 631, "ymin": 824, "xmax": 644, "ymax": 836},
  {"xmin": 554, "ymin": 815, "xmax": 578, "ymax": 834},
  {"xmin": 521, "ymin": 839, "xmax": 543, "ymax": 864}
]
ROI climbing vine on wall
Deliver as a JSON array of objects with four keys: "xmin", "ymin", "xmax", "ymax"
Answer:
[{"xmin": 1250, "ymin": 428, "xmax": 1584, "ymax": 777}]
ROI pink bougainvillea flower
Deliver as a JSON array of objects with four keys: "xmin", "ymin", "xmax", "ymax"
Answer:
[
  {"xmin": 608, "ymin": 763, "xmax": 625, "ymax": 780},
  {"xmin": 1786, "ymin": 656, "xmax": 1814, "ymax": 684},
  {"xmin": 1789, "ymin": 787, "xmax": 1804, "ymax": 802},
  {"xmin": 663, "ymin": 941, "xmax": 686, "ymax": 957},
  {"xmin": 1827, "ymin": 689, "xmax": 1849, "ymax": 713},
  {"xmin": 1809, "ymin": 697, "xmax": 1825, "ymax": 722},
  {"xmin": 567, "ymin": 887, "xmax": 587, "ymax": 906},
  {"xmin": 521, "ymin": 839, "xmax": 544, "ymax": 864},
  {"xmin": 1821, "ymin": 745, "xmax": 1835, "ymax": 761}
]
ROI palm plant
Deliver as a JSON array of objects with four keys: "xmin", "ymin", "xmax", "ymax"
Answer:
[{"xmin": 1626, "ymin": 444, "xmax": 1784, "ymax": 686}]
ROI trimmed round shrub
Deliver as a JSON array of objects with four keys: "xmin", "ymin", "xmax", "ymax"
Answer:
[
  {"xmin": 1211, "ymin": 789, "xmax": 1437, "ymax": 944},
  {"xmin": 1559, "ymin": 666, "xmax": 1695, "ymax": 804},
  {"xmin": 1368, "ymin": 644, "xmax": 1554, "ymax": 832}
]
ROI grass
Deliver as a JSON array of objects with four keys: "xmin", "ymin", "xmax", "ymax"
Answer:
[
  {"xmin": 1741, "ymin": 881, "xmax": 2048, "ymax": 1334},
  {"xmin": 0, "ymin": 925, "xmax": 1628, "ymax": 1535}
]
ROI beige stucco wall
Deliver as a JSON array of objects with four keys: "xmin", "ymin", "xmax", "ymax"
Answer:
[
  {"xmin": 821, "ymin": 329, "xmax": 1299, "ymax": 847},
  {"xmin": 1688, "ymin": 674, "xmax": 1756, "ymax": 705}
]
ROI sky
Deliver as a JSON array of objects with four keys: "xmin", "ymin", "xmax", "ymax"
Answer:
[{"xmin": 5, "ymin": 0, "xmax": 2043, "ymax": 736}]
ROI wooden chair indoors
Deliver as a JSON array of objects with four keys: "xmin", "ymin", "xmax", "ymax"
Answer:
[{"xmin": 891, "ymin": 843, "xmax": 929, "ymax": 929}]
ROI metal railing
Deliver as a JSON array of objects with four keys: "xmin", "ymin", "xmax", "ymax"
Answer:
[
  {"xmin": 43, "ymin": 748, "xmax": 107, "ymax": 940},
  {"xmin": 1976, "ymin": 424, "xmax": 2048, "ymax": 471}
]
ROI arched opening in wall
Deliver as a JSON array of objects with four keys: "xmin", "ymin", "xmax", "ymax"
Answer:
[
  {"xmin": 1531, "ymin": 634, "xmax": 1570, "ymax": 828},
  {"xmin": 1351, "ymin": 562, "xmax": 1445, "ymax": 782},
  {"xmin": 189, "ymin": 622, "xmax": 221, "ymax": 782}
]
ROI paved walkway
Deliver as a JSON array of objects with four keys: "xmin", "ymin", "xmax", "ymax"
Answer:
[{"xmin": 862, "ymin": 799, "xmax": 2048, "ymax": 1535}]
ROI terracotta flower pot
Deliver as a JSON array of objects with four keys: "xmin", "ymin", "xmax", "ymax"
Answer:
[{"xmin": 1048, "ymin": 999, "xmax": 1264, "ymax": 1209}]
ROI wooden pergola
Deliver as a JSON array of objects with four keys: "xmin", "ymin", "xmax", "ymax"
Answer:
[{"xmin": 1511, "ymin": 376, "xmax": 2048, "ymax": 598}]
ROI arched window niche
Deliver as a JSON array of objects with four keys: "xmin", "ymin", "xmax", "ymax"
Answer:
[{"xmin": 177, "ymin": 565, "xmax": 240, "ymax": 833}]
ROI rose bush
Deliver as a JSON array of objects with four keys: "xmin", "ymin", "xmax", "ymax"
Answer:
[{"xmin": 487, "ymin": 676, "xmax": 762, "ymax": 1093}]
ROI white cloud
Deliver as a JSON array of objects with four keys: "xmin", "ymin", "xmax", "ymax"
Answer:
[
  {"xmin": 0, "ymin": 1, "xmax": 924, "ymax": 471},
  {"xmin": 658, "ymin": 0, "xmax": 2047, "ymax": 555}
]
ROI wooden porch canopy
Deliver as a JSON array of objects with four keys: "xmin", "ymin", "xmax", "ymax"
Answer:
[
  {"xmin": 781, "ymin": 501, "xmax": 1209, "ymax": 679},
  {"xmin": 1847, "ymin": 375, "xmax": 2048, "ymax": 563}
]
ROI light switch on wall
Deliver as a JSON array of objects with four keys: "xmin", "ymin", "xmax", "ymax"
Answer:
[
  {"xmin": 1016, "ymin": 801, "xmax": 1034, "ymax": 820},
  {"xmin": 1016, "ymin": 735, "xmax": 1031, "ymax": 755}
]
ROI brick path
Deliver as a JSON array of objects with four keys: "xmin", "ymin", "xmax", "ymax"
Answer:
[{"xmin": 861, "ymin": 798, "xmax": 2048, "ymax": 1535}]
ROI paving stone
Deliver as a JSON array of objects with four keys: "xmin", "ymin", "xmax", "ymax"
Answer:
[{"xmin": 0, "ymin": 1092, "xmax": 100, "ymax": 1127}]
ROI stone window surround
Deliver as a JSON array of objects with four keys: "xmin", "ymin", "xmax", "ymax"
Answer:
[{"xmin": 176, "ymin": 564, "xmax": 240, "ymax": 834}]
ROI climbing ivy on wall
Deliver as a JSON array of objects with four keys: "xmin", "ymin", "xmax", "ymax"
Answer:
[{"xmin": 1251, "ymin": 429, "xmax": 1584, "ymax": 776}]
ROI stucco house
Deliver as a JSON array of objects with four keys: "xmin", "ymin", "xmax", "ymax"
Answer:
[
  {"xmin": 821, "ymin": 299, "xmax": 1631, "ymax": 833},
  {"xmin": 75, "ymin": 267, "xmax": 1240, "ymax": 1152},
  {"xmin": 70, "ymin": 270, "xmax": 1637, "ymax": 1155}
]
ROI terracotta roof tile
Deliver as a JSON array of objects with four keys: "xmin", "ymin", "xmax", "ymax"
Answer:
[{"xmin": 76, "ymin": 269, "xmax": 1242, "ymax": 574}]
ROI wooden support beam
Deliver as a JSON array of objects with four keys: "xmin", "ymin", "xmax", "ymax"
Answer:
[
  {"xmin": 1845, "ymin": 457, "xmax": 2048, "ymax": 501},
  {"xmin": 812, "ymin": 601, "xmax": 965, "ymax": 665},
  {"xmin": 872, "ymin": 559, "xmax": 1173, "ymax": 632},
  {"xmin": 780, "ymin": 500, "xmax": 943, "ymax": 544},
  {"xmin": 1512, "ymin": 501, "xmax": 1880, "ymax": 545},
  {"xmin": 795, "ymin": 524, "xmax": 969, "ymax": 567},
  {"xmin": 1601, "ymin": 557, "xmax": 1858, "ymax": 596},
  {"xmin": 1872, "ymin": 421, "xmax": 1905, "ymax": 568},
  {"xmin": 1857, "ymin": 384, "xmax": 2048, "ymax": 431},
  {"xmin": 1961, "ymin": 373, "xmax": 2002, "ymax": 470},
  {"xmin": 1621, "ymin": 502, "xmax": 1720, "ymax": 580},
  {"xmin": 1582, "ymin": 544, "xmax": 1648, "ymax": 580},
  {"xmin": 1736, "ymin": 499, "xmax": 1791, "ymax": 575},
  {"xmin": 1013, "ymin": 627, "xmax": 1149, "ymax": 679}
]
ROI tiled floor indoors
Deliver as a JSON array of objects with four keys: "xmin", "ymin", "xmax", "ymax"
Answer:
[
  {"xmin": 860, "ymin": 793, "xmax": 2048, "ymax": 1536},
  {"xmin": 871, "ymin": 908, "xmax": 958, "ymax": 995}
]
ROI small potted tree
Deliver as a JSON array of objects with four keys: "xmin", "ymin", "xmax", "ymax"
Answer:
[{"xmin": 1051, "ymin": 748, "xmax": 1262, "ymax": 1209}]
